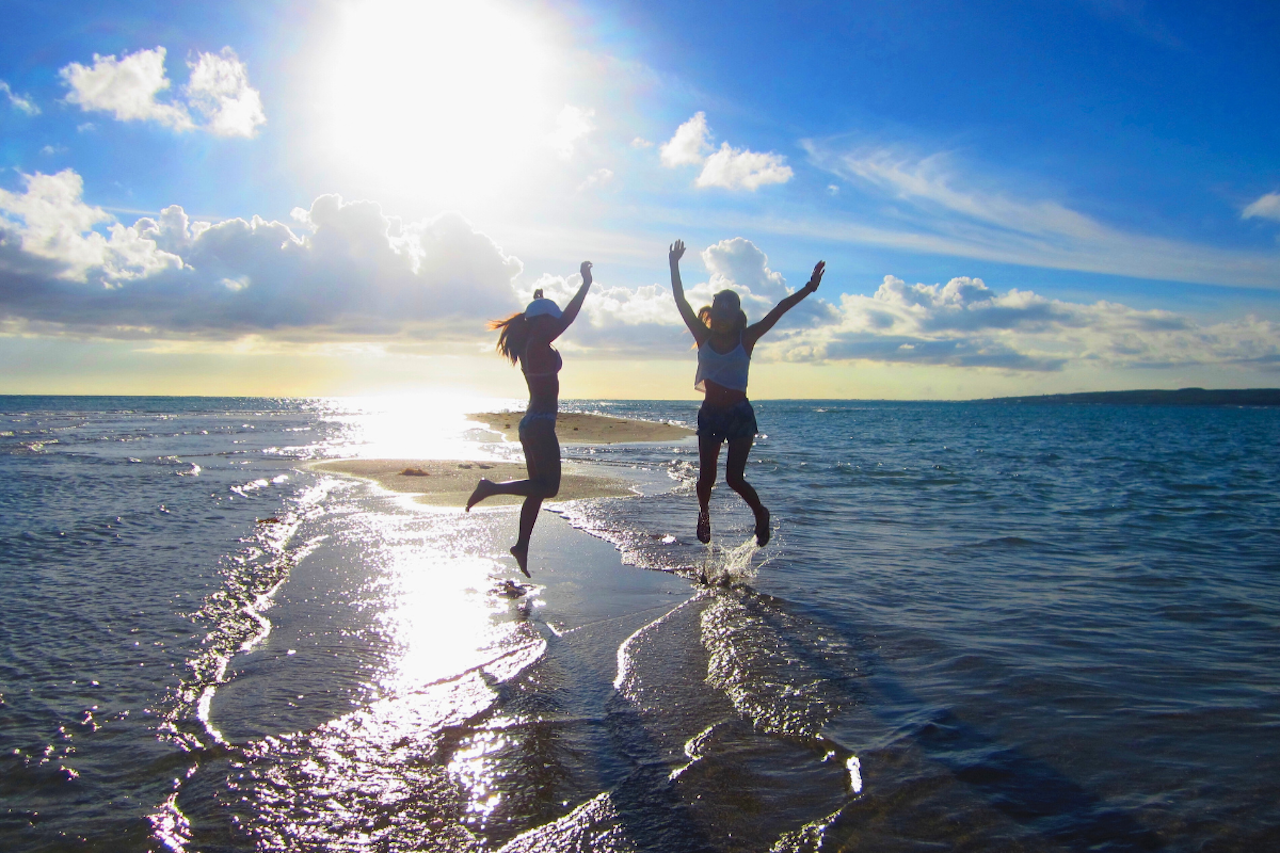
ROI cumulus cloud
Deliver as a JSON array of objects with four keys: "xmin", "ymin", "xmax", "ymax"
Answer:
[
  {"xmin": 59, "ymin": 46, "xmax": 264, "ymax": 137},
  {"xmin": 60, "ymin": 47, "xmax": 193, "ymax": 130},
  {"xmin": 660, "ymin": 112, "xmax": 712, "ymax": 167},
  {"xmin": 0, "ymin": 80, "xmax": 39, "ymax": 115},
  {"xmin": 548, "ymin": 105, "xmax": 594, "ymax": 158},
  {"xmin": 696, "ymin": 143, "xmax": 792, "ymax": 190},
  {"xmin": 0, "ymin": 170, "xmax": 521, "ymax": 340},
  {"xmin": 1243, "ymin": 192, "xmax": 1280, "ymax": 223},
  {"xmin": 660, "ymin": 112, "xmax": 793, "ymax": 191},
  {"xmin": 184, "ymin": 48, "xmax": 266, "ymax": 138}
]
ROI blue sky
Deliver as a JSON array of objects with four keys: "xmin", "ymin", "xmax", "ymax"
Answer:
[{"xmin": 1, "ymin": 0, "xmax": 1278, "ymax": 399}]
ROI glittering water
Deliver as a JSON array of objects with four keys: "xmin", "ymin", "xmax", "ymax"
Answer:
[{"xmin": 2, "ymin": 396, "xmax": 1278, "ymax": 851}]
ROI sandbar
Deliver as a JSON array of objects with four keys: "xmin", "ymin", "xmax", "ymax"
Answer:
[
  {"xmin": 469, "ymin": 411, "xmax": 693, "ymax": 444},
  {"xmin": 312, "ymin": 458, "xmax": 635, "ymax": 507}
]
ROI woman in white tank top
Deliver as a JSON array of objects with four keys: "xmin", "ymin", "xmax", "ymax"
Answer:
[{"xmin": 669, "ymin": 240, "xmax": 825, "ymax": 547}]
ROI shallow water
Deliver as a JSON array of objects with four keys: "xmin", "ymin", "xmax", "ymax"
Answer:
[{"xmin": 1, "ymin": 396, "xmax": 1277, "ymax": 851}]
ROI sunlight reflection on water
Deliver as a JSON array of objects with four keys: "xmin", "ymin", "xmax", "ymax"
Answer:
[{"xmin": 316, "ymin": 393, "xmax": 523, "ymax": 461}]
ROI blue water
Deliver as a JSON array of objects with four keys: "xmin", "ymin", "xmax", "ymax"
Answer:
[{"xmin": 1, "ymin": 396, "xmax": 1277, "ymax": 851}]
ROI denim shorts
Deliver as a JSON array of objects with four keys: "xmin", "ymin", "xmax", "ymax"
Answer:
[{"xmin": 696, "ymin": 399, "xmax": 758, "ymax": 442}]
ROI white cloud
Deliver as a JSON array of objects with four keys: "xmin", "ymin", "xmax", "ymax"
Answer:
[
  {"xmin": 660, "ymin": 112, "xmax": 712, "ymax": 167},
  {"xmin": 59, "ymin": 46, "xmax": 265, "ymax": 137},
  {"xmin": 0, "ymin": 170, "xmax": 522, "ymax": 340},
  {"xmin": 631, "ymin": 137, "xmax": 654, "ymax": 149},
  {"xmin": 660, "ymin": 112, "xmax": 792, "ymax": 191},
  {"xmin": 765, "ymin": 273, "xmax": 1280, "ymax": 373},
  {"xmin": 578, "ymin": 168, "xmax": 614, "ymax": 191},
  {"xmin": 60, "ymin": 47, "xmax": 194, "ymax": 130},
  {"xmin": 548, "ymin": 105, "xmax": 594, "ymax": 158},
  {"xmin": 0, "ymin": 169, "xmax": 182, "ymax": 281},
  {"xmin": 1243, "ymin": 192, "xmax": 1280, "ymax": 223},
  {"xmin": 695, "ymin": 142, "xmax": 793, "ymax": 191},
  {"xmin": 802, "ymin": 141, "xmax": 1280, "ymax": 289},
  {"xmin": 184, "ymin": 48, "xmax": 266, "ymax": 138},
  {"xmin": 0, "ymin": 80, "xmax": 39, "ymax": 115}
]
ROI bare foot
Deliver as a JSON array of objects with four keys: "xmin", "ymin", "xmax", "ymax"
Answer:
[
  {"xmin": 466, "ymin": 478, "xmax": 497, "ymax": 511},
  {"xmin": 696, "ymin": 508, "xmax": 711, "ymax": 544},
  {"xmin": 754, "ymin": 507, "xmax": 771, "ymax": 547},
  {"xmin": 509, "ymin": 542, "xmax": 531, "ymax": 577}
]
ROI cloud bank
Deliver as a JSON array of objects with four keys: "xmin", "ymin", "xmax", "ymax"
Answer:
[
  {"xmin": 660, "ymin": 112, "xmax": 792, "ymax": 191},
  {"xmin": 59, "ymin": 46, "xmax": 265, "ymax": 137},
  {"xmin": 1, "ymin": 170, "xmax": 1275, "ymax": 373},
  {"xmin": 0, "ymin": 170, "xmax": 519, "ymax": 340}
]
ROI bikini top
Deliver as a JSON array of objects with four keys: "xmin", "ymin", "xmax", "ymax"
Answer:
[
  {"xmin": 522, "ymin": 347, "xmax": 563, "ymax": 379},
  {"xmin": 694, "ymin": 335, "xmax": 750, "ymax": 392}
]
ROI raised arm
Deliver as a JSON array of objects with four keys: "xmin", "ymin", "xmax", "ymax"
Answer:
[
  {"xmin": 744, "ymin": 261, "xmax": 825, "ymax": 350},
  {"xmin": 669, "ymin": 240, "xmax": 709, "ymax": 344},
  {"xmin": 550, "ymin": 261, "xmax": 593, "ymax": 339}
]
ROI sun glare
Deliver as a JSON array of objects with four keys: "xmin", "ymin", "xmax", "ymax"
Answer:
[{"xmin": 321, "ymin": 0, "xmax": 561, "ymax": 206}]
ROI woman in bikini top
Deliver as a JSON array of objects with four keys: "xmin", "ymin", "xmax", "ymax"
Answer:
[
  {"xmin": 668, "ymin": 239, "xmax": 824, "ymax": 548},
  {"xmin": 466, "ymin": 263, "xmax": 594, "ymax": 577}
]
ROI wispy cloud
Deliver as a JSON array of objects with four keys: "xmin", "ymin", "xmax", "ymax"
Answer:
[
  {"xmin": 804, "ymin": 141, "xmax": 1280, "ymax": 289},
  {"xmin": 660, "ymin": 112, "xmax": 792, "ymax": 191},
  {"xmin": 59, "ymin": 46, "xmax": 264, "ymax": 137},
  {"xmin": 0, "ymin": 80, "xmax": 39, "ymax": 115},
  {"xmin": 1243, "ymin": 192, "xmax": 1280, "ymax": 223}
]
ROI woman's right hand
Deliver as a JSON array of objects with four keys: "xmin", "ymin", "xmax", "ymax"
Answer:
[{"xmin": 669, "ymin": 240, "xmax": 685, "ymax": 265}]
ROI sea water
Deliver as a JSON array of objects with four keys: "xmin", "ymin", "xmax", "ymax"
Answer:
[{"xmin": 1, "ymin": 396, "xmax": 1277, "ymax": 851}]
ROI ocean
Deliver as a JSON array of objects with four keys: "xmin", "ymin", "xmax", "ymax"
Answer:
[{"xmin": 1, "ymin": 395, "xmax": 1277, "ymax": 852}]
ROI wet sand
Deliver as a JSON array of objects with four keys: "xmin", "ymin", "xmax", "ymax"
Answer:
[{"xmin": 469, "ymin": 411, "xmax": 693, "ymax": 444}]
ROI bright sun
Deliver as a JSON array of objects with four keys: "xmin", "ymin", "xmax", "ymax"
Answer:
[{"xmin": 319, "ymin": 0, "xmax": 561, "ymax": 207}]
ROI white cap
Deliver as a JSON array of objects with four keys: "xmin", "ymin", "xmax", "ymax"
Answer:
[{"xmin": 524, "ymin": 297, "xmax": 562, "ymax": 319}]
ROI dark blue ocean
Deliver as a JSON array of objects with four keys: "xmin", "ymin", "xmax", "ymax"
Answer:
[{"xmin": 1, "ymin": 395, "xmax": 1277, "ymax": 851}]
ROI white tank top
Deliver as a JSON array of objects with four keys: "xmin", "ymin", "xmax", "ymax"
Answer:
[{"xmin": 694, "ymin": 336, "xmax": 750, "ymax": 392}]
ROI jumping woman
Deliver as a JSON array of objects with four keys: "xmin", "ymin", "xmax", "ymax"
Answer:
[
  {"xmin": 668, "ymin": 240, "xmax": 824, "ymax": 546},
  {"xmin": 466, "ymin": 261, "xmax": 594, "ymax": 576}
]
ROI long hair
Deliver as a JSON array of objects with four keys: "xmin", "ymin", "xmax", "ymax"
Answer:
[
  {"xmin": 489, "ymin": 288, "xmax": 548, "ymax": 364},
  {"xmin": 489, "ymin": 313, "xmax": 529, "ymax": 365},
  {"xmin": 695, "ymin": 289, "xmax": 747, "ymax": 345}
]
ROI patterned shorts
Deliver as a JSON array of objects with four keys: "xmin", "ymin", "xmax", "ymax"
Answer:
[{"xmin": 697, "ymin": 399, "xmax": 758, "ymax": 442}]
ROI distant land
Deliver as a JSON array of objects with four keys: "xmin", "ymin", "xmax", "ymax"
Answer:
[{"xmin": 980, "ymin": 388, "xmax": 1280, "ymax": 407}]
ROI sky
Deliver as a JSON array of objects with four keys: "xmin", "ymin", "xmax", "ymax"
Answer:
[{"xmin": 1, "ymin": 0, "xmax": 1278, "ymax": 400}]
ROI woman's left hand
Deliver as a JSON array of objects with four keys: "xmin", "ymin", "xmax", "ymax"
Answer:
[
  {"xmin": 580, "ymin": 261, "xmax": 593, "ymax": 285},
  {"xmin": 805, "ymin": 261, "xmax": 825, "ymax": 293}
]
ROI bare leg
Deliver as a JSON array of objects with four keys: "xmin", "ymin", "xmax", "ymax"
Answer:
[
  {"xmin": 696, "ymin": 434, "xmax": 722, "ymax": 544},
  {"xmin": 725, "ymin": 436, "xmax": 769, "ymax": 546},
  {"xmin": 511, "ymin": 420, "xmax": 560, "ymax": 575},
  {"xmin": 467, "ymin": 476, "xmax": 546, "ymax": 510}
]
